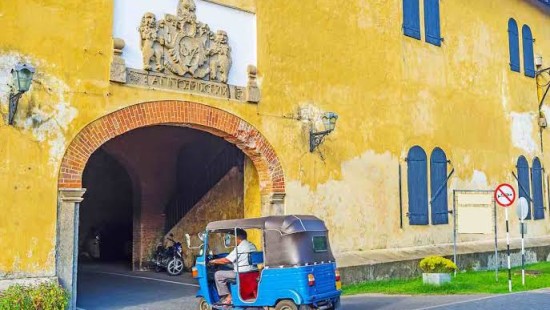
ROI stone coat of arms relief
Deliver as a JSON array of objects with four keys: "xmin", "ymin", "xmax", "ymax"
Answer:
[{"xmin": 110, "ymin": 0, "xmax": 259, "ymax": 103}]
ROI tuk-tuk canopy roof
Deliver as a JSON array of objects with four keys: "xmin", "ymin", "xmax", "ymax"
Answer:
[{"xmin": 205, "ymin": 215, "xmax": 328, "ymax": 235}]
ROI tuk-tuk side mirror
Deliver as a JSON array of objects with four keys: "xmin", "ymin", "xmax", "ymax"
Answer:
[
  {"xmin": 185, "ymin": 232, "xmax": 205, "ymax": 250},
  {"xmin": 223, "ymin": 234, "xmax": 232, "ymax": 248}
]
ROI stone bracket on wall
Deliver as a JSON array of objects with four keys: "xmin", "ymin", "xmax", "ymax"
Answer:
[{"xmin": 109, "ymin": 37, "xmax": 260, "ymax": 104}]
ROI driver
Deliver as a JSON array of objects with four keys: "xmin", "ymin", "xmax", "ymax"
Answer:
[{"xmin": 208, "ymin": 228, "xmax": 257, "ymax": 305}]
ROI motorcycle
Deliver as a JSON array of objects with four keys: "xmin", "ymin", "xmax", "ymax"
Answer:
[{"xmin": 152, "ymin": 233, "xmax": 185, "ymax": 276}]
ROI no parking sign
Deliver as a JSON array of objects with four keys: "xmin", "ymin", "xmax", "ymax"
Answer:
[
  {"xmin": 494, "ymin": 183, "xmax": 516, "ymax": 207},
  {"xmin": 494, "ymin": 183, "xmax": 516, "ymax": 292}
]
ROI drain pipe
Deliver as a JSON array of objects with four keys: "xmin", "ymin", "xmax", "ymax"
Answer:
[{"xmin": 536, "ymin": 67, "xmax": 550, "ymax": 152}]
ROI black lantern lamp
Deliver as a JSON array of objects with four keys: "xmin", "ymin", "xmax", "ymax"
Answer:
[
  {"xmin": 309, "ymin": 112, "xmax": 338, "ymax": 152},
  {"xmin": 8, "ymin": 63, "xmax": 35, "ymax": 125}
]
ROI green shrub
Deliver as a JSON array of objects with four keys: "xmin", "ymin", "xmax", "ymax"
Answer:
[
  {"xmin": 0, "ymin": 282, "xmax": 69, "ymax": 310},
  {"xmin": 419, "ymin": 256, "xmax": 458, "ymax": 273}
]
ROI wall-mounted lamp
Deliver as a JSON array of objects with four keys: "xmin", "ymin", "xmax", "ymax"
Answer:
[
  {"xmin": 8, "ymin": 63, "xmax": 35, "ymax": 125},
  {"xmin": 309, "ymin": 112, "xmax": 338, "ymax": 152}
]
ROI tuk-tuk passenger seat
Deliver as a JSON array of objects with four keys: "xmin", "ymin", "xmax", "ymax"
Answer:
[{"xmin": 234, "ymin": 251, "xmax": 264, "ymax": 301}]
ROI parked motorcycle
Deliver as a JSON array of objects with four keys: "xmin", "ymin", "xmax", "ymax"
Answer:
[{"xmin": 152, "ymin": 233, "xmax": 185, "ymax": 276}]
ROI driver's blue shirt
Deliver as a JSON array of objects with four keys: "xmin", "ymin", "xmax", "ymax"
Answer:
[{"xmin": 225, "ymin": 240, "xmax": 257, "ymax": 272}]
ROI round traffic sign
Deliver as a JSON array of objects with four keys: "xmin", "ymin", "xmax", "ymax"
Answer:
[
  {"xmin": 494, "ymin": 183, "xmax": 516, "ymax": 207},
  {"xmin": 516, "ymin": 197, "xmax": 529, "ymax": 220}
]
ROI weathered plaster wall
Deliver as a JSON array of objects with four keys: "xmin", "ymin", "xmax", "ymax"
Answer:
[
  {"xmin": 256, "ymin": 0, "xmax": 550, "ymax": 254},
  {"xmin": 0, "ymin": 0, "xmax": 549, "ymax": 278}
]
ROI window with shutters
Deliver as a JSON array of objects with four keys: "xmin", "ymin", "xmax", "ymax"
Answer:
[
  {"xmin": 407, "ymin": 146, "xmax": 428, "ymax": 225},
  {"xmin": 532, "ymin": 157, "xmax": 545, "ymax": 220},
  {"xmin": 517, "ymin": 156, "xmax": 532, "ymax": 219},
  {"xmin": 424, "ymin": 0, "xmax": 441, "ymax": 46},
  {"xmin": 430, "ymin": 148, "xmax": 448, "ymax": 225},
  {"xmin": 508, "ymin": 18, "xmax": 520, "ymax": 72},
  {"xmin": 403, "ymin": 0, "xmax": 421, "ymax": 40},
  {"xmin": 522, "ymin": 25, "xmax": 535, "ymax": 78}
]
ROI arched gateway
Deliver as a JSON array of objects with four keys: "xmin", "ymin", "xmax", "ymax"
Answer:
[
  {"xmin": 56, "ymin": 100, "xmax": 285, "ymax": 307},
  {"xmin": 59, "ymin": 100, "xmax": 285, "ymax": 199}
]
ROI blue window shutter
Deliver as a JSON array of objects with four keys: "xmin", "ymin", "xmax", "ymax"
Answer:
[
  {"xmin": 517, "ymin": 156, "xmax": 532, "ymax": 219},
  {"xmin": 532, "ymin": 158, "xmax": 545, "ymax": 220},
  {"xmin": 424, "ymin": 0, "xmax": 441, "ymax": 46},
  {"xmin": 407, "ymin": 146, "xmax": 428, "ymax": 225},
  {"xmin": 430, "ymin": 148, "xmax": 448, "ymax": 225},
  {"xmin": 403, "ymin": 0, "xmax": 421, "ymax": 40},
  {"xmin": 508, "ymin": 18, "xmax": 520, "ymax": 72},
  {"xmin": 522, "ymin": 25, "xmax": 535, "ymax": 78}
]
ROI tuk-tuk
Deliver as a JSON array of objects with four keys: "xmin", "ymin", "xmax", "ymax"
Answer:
[{"xmin": 186, "ymin": 215, "xmax": 342, "ymax": 310}]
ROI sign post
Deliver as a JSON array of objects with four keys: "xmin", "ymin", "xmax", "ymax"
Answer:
[
  {"xmin": 516, "ymin": 197, "xmax": 529, "ymax": 286},
  {"xmin": 494, "ymin": 183, "xmax": 516, "ymax": 293}
]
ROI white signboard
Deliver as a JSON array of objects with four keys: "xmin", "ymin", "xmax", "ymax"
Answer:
[{"xmin": 457, "ymin": 206, "xmax": 493, "ymax": 234}]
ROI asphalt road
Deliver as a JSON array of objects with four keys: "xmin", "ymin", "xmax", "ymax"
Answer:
[{"xmin": 76, "ymin": 264, "xmax": 550, "ymax": 310}]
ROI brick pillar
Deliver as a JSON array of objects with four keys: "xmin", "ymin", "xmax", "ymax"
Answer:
[{"xmin": 56, "ymin": 188, "xmax": 86, "ymax": 310}]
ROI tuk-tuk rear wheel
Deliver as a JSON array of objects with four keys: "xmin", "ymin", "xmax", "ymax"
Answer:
[
  {"xmin": 197, "ymin": 297, "xmax": 211, "ymax": 310},
  {"xmin": 273, "ymin": 300, "xmax": 298, "ymax": 310}
]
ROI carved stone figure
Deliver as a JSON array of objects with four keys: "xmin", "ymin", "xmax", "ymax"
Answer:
[
  {"xmin": 136, "ymin": 0, "xmax": 233, "ymax": 84},
  {"xmin": 178, "ymin": 0, "xmax": 196, "ymax": 17},
  {"xmin": 139, "ymin": 13, "xmax": 163, "ymax": 71},
  {"xmin": 209, "ymin": 30, "xmax": 232, "ymax": 83}
]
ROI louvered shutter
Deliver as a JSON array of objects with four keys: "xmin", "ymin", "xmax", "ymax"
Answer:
[
  {"xmin": 532, "ymin": 158, "xmax": 545, "ymax": 220},
  {"xmin": 508, "ymin": 19, "xmax": 520, "ymax": 72},
  {"xmin": 522, "ymin": 25, "xmax": 535, "ymax": 78},
  {"xmin": 403, "ymin": 0, "xmax": 421, "ymax": 40},
  {"xmin": 424, "ymin": 0, "xmax": 441, "ymax": 46},
  {"xmin": 407, "ymin": 146, "xmax": 428, "ymax": 225},
  {"xmin": 430, "ymin": 148, "xmax": 448, "ymax": 225},
  {"xmin": 517, "ymin": 156, "xmax": 532, "ymax": 219}
]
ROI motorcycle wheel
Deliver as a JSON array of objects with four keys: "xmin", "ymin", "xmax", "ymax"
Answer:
[
  {"xmin": 167, "ymin": 257, "xmax": 184, "ymax": 276},
  {"xmin": 197, "ymin": 297, "xmax": 211, "ymax": 310}
]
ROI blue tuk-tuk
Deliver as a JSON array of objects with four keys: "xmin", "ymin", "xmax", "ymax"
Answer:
[{"xmin": 186, "ymin": 215, "xmax": 342, "ymax": 310}]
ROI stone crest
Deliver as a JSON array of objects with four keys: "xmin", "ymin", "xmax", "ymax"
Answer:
[{"xmin": 138, "ymin": 0, "xmax": 232, "ymax": 83}]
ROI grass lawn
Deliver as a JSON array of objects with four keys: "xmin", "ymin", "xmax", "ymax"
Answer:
[{"xmin": 342, "ymin": 262, "xmax": 550, "ymax": 295}]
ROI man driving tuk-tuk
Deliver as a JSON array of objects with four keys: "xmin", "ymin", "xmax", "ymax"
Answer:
[
  {"xmin": 208, "ymin": 228, "xmax": 257, "ymax": 305},
  {"xmin": 187, "ymin": 215, "xmax": 342, "ymax": 310}
]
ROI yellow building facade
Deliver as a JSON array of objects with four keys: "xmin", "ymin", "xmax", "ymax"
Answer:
[{"xmin": 1, "ymin": 0, "xmax": 549, "ymax": 295}]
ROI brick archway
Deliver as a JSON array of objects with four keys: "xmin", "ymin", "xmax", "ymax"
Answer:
[{"xmin": 58, "ymin": 100, "xmax": 285, "ymax": 206}]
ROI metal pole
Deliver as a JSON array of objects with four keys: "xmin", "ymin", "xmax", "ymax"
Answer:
[
  {"xmin": 521, "ymin": 219, "xmax": 525, "ymax": 286},
  {"xmin": 399, "ymin": 163, "xmax": 403, "ymax": 229},
  {"xmin": 494, "ymin": 200, "xmax": 498, "ymax": 282},
  {"xmin": 453, "ymin": 190, "xmax": 457, "ymax": 277},
  {"xmin": 505, "ymin": 208, "xmax": 512, "ymax": 292}
]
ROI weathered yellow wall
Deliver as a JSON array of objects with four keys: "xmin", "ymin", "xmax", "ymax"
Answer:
[
  {"xmin": 0, "ymin": 0, "xmax": 549, "ymax": 277},
  {"xmin": 256, "ymin": 0, "xmax": 550, "ymax": 253}
]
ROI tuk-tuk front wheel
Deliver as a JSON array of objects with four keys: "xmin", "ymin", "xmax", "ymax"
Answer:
[
  {"xmin": 273, "ymin": 300, "xmax": 298, "ymax": 310},
  {"xmin": 197, "ymin": 297, "xmax": 211, "ymax": 310}
]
